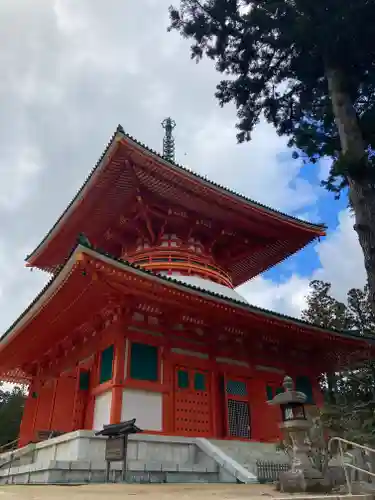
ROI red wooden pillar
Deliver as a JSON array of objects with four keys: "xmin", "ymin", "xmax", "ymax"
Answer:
[
  {"xmin": 72, "ymin": 366, "xmax": 84, "ymax": 430},
  {"xmin": 84, "ymin": 354, "xmax": 99, "ymax": 429},
  {"xmin": 208, "ymin": 352, "xmax": 219, "ymax": 438},
  {"xmin": 109, "ymin": 333, "xmax": 126, "ymax": 424},
  {"xmin": 48, "ymin": 378, "xmax": 58, "ymax": 429},
  {"xmin": 312, "ymin": 374, "xmax": 325, "ymax": 408},
  {"xmin": 162, "ymin": 346, "xmax": 172, "ymax": 433},
  {"xmin": 31, "ymin": 367, "xmax": 42, "ymax": 442},
  {"xmin": 210, "ymin": 369, "xmax": 219, "ymax": 437},
  {"xmin": 18, "ymin": 378, "xmax": 38, "ymax": 447}
]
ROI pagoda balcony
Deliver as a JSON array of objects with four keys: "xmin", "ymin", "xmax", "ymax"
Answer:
[{"xmin": 124, "ymin": 248, "xmax": 233, "ymax": 288}]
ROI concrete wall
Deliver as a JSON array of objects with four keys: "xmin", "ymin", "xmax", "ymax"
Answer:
[{"xmin": 17, "ymin": 431, "xmax": 200, "ymax": 465}]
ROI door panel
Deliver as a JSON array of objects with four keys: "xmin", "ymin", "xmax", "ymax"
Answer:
[
  {"xmin": 227, "ymin": 399, "xmax": 251, "ymax": 438},
  {"xmin": 224, "ymin": 376, "xmax": 251, "ymax": 439},
  {"xmin": 174, "ymin": 366, "xmax": 211, "ymax": 436}
]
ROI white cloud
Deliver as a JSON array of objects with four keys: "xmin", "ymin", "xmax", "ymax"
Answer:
[
  {"xmin": 186, "ymin": 114, "xmax": 318, "ymax": 213},
  {"xmin": 318, "ymin": 157, "xmax": 333, "ymax": 182},
  {"xmin": 0, "ymin": 241, "xmax": 49, "ymax": 333},
  {"xmin": 238, "ymin": 274, "xmax": 310, "ymax": 318},
  {"xmin": 0, "ymin": 147, "xmax": 42, "ymax": 211},
  {"xmin": 237, "ymin": 209, "xmax": 366, "ymax": 318},
  {"xmin": 314, "ymin": 210, "xmax": 366, "ymax": 300}
]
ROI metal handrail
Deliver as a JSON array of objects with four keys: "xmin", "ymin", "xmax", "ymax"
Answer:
[
  {"xmin": 328, "ymin": 436, "xmax": 375, "ymax": 495},
  {"xmin": 0, "ymin": 439, "xmax": 18, "ymax": 454}
]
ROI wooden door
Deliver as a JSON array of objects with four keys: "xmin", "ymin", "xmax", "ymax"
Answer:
[
  {"xmin": 173, "ymin": 366, "xmax": 211, "ymax": 436},
  {"xmin": 224, "ymin": 376, "xmax": 251, "ymax": 439}
]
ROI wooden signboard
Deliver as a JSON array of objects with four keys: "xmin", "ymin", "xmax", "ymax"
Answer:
[{"xmin": 105, "ymin": 436, "xmax": 125, "ymax": 461}]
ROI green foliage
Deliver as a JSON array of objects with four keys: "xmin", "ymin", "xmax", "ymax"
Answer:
[
  {"xmin": 301, "ymin": 280, "xmax": 349, "ymax": 330},
  {"xmin": 346, "ymin": 284, "xmax": 375, "ymax": 334},
  {"xmin": 168, "ymin": 0, "xmax": 375, "ymax": 192},
  {"xmin": 320, "ymin": 362, "xmax": 375, "ymax": 445},
  {"xmin": 302, "ymin": 280, "xmax": 375, "ymax": 444},
  {"xmin": 302, "ymin": 280, "xmax": 375, "ymax": 336},
  {"xmin": 0, "ymin": 385, "xmax": 25, "ymax": 447}
]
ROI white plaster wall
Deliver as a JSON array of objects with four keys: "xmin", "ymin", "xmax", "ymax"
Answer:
[
  {"xmin": 92, "ymin": 391, "xmax": 112, "ymax": 431},
  {"xmin": 159, "ymin": 273, "xmax": 249, "ymax": 304},
  {"xmin": 121, "ymin": 389, "xmax": 162, "ymax": 431}
]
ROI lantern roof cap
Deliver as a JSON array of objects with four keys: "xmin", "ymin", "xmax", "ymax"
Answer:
[{"xmin": 268, "ymin": 375, "xmax": 307, "ymax": 405}]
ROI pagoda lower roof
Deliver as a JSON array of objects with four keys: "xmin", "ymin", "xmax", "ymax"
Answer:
[
  {"xmin": 25, "ymin": 125, "xmax": 325, "ymax": 286},
  {"xmin": 1, "ymin": 243, "xmax": 372, "ymax": 383}
]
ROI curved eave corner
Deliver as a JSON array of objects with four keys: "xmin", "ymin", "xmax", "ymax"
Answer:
[
  {"xmin": 24, "ymin": 125, "xmax": 325, "ymax": 269},
  {"xmin": 0, "ymin": 245, "xmax": 82, "ymax": 350},
  {"xmin": 25, "ymin": 125, "xmax": 125, "ymax": 267}
]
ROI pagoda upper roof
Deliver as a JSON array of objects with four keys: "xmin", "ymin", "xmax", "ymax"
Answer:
[
  {"xmin": 2, "ymin": 242, "xmax": 372, "ymax": 383},
  {"xmin": 26, "ymin": 125, "xmax": 325, "ymax": 285}
]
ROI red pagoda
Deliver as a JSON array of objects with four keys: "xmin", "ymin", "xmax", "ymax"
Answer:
[{"xmin": 0, "ymin": 121, "xmax": 373, "ymax": 449}]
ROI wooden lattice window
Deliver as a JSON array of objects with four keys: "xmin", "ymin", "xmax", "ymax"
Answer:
[
  {"xmin": 177, "ymin": 369, "xmax": 189, "ymax": 389},
  {"xmin": 194, "ymin": 372, "xmax": 206, "ymax": 391},
  {"xmin": 130, "ymin": 343, "xmax": 158, "ymax": 382},
  {"xmin": 79, "ymin": 370, "xmax": 90, "ymax": 391},
  {"xmin": 226, "ymin": 379, "xmax": 247, "ymax": 397},
  {"xmin": 99, "ymin": 345, "xmax": 114, "ymax": 384}
]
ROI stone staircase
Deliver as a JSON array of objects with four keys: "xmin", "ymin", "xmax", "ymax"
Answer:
[{"xmin": 208, "ymin": 439, "xmax": 288, "ymax": 477}]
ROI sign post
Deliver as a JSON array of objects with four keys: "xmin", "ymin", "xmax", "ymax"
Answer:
[{"xmin": 96, "ymin": 418, "xmax": 142, "ymax": 482}]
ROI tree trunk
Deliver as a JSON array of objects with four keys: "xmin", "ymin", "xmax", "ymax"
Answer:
[{"xmin": 326, "ymin": 66, "xmax": 375, "ymax": 313}]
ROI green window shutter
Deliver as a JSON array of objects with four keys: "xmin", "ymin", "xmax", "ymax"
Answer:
[
  {"xmin": 296, "ymin": 375, "xmax": 314, "ymax": 404},
  {"xmin": 79, "ymin": 370, "xmax": 90, "ymax": 391},
  {"xmin": 226, "ymin": 380, "xmax": 247, "ymax": 397},
  {"xmin": 194, "ymin": 372, "xmax": 206, "ymax": 391},
  {"xmin": 99, "ymin": 345, "xmax": 114, "ymax": 384},
  {"xmin": 276, "ymin": 387, "xmax": 284, "ymax": 395},
  {"xmin": 177, "ymin": 369, "xmax": 189, "ymax": 389},
  {"xmin": 130, "ymin": 343, "xmax": 158, "ymax": 382},
  {"xmin": 266, "ymin": 385, "xmax": 273, "ymax": 401}
]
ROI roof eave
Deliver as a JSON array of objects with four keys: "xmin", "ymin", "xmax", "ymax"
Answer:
[
  {"xmin": 119, "ymin": 133, "xmax": 326, "ymax": 235},
  {"xmin": 25, "ymin": 126, "xmax": 325, "ymax": 268},
  {"xmin": 4, "ymin": 244, "xmax": 372, "ymax": 353},
  {"xmin": 79, "ymin": 247, "xmax": 375, "ymax": 344}
]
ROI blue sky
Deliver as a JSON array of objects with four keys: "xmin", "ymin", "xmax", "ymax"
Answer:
[{"xmin": 263, "ymin": 158, "xmax": 348, "ymax": 284}]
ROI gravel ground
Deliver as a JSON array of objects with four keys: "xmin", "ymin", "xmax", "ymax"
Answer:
[{"xmin": 0, "ymin": 483, "xmax": 279, "ymax": 500}]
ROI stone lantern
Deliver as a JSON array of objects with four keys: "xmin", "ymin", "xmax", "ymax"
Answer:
[{"xmin": 268, "ymin": 375, "xmax": 331, "ymax": 493}]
